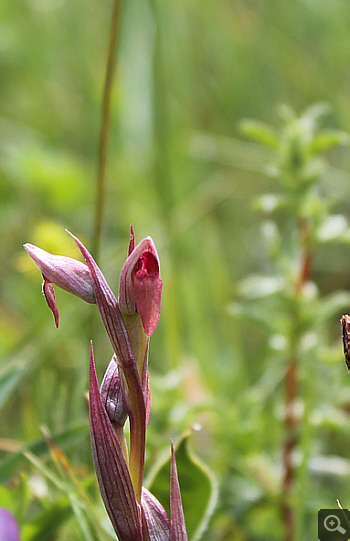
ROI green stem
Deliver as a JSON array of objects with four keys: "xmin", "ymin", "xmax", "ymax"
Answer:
[
  {"xmin": 115, "ymin": 425, "xmax": 129, "ymax": 464},
  {"xmin": 148, "ymin": 0, "xmax": 173, "ymax": 226},
  {"xmin": 121, "ymin": 364, "xmax": 146, "ymax": 504},
  {"xmin": 92, "ymin": 0, "xmax": 122, "ymax": 262}
]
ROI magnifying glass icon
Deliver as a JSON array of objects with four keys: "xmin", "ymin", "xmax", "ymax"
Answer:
[{"xmin": 324, "ymin": 514, "xmax": 346, "ymax": 534}]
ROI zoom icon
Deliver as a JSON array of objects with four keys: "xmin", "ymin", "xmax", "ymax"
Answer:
[{"xmin": 318, "ymin": 509, "xmax": 350, "ymax": 540}]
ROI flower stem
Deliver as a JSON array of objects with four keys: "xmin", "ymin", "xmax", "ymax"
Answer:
[
  {"xmin": 281, "ymin": 357, "xmax": 298, "ymax": 541},
  {"xmin": 122, "ymin": 364, "xmax": 146, "ymax": 504},
  {"xmin": 92, "ymin": 0, "xmax": 122, "ymax": 262},
  {"xmin": 115, "ymin": 425, "xmax": 129, "ymax": 464}
]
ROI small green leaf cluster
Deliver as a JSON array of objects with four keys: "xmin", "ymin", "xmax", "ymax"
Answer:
[
  {"xmin": 241, "ymin": 103, "xmax": 349, "ymax": 191},
  {"xmin": 238, "ymin": 105, "xmax": 350, "ymax": 353}
]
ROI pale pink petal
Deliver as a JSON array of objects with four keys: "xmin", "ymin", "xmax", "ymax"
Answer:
[
  {"xmin": 24, "ymin": 243, "xmax": 95, "ymax": 304},
  {"xmin": 133, "ymin": 249, "xmax": 162, "ymax": 336},
  {"xmin": 119, "ymin": 237, "xmax": 163, "ymax": 336}
]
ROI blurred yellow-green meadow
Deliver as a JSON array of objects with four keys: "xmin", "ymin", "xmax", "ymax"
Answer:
[{"xmin": 2, "ymin": 1, "xmax": 350, "ymax": 540}]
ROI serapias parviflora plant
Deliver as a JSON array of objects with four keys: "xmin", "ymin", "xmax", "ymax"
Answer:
[{"xmin": 24, "ymin": 227, "xmax": 188, "ymax": 541}]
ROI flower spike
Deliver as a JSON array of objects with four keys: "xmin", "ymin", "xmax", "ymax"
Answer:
[
  {"xmin": 24, "ymin": 228, "xmax": 191, "ymax": 541},
  {"xmin": 68, "ymin": 231, "xmax": 146, "ymax": 503},
  {"xmin": 89, "ymin": 342, "xmax": 143, "ymax": 541}
]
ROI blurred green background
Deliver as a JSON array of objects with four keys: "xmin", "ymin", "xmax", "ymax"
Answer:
[{"xmin": 2, "ymin": 0, "xmax": 350, "ymax": 540}]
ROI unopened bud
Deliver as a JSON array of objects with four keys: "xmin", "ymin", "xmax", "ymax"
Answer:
[
  {"xmin": 118, "ymin": 237, "xmax": 162, "ymax": 337},
  {"xmin": 100, "ymin": 356, "xmax": 128, "ymax": 428}
]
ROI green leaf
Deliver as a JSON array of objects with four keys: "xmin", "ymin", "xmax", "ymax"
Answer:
[
  {"xmin": 308, "ymin": 130, "xmax": 350, "ymax": 154},
  {"xmin": 0, "ymin": 362, "xmax": 26, "ymax": 411},
  {"xmin": 319, "ymin": 291, "xmax": 350, "ymax": 322},
  {"xmin": 238, "ymin": 275, "xmax": 285, "ymax": 299},
  {"xmin": 21, "ymin": 499, "xmax": 73, "ymax": 541},
  {"xmin": 147, "ymin": 431, "xmax": 217, "ymax": 541},
  {"xmin": 254, "ymin": 194, "xmax": 286, "ymax": 213},
  {"xmin": 0, "ymin": 485, "xmax": 19, "ymax": 515},
  {"xmin": 317, "ymin": 215, "xmax": 348, "ymax": 242},
  {"xmin": 300, "ymin": 102, "xmax": 331, "ymax": 124},
  {"xmin": 0, "ymin": 422, "xmax": 88, "ymax": 482},
  {"xmin": 22, "ymin": 451, "xmax": 105, "ymax": 541},
  {"xmin": 278, "ymin": 103, "xmax": 297, "ymax": 123},
  {"xmin": 227, "ymin": 302, "xmax": 277, "ymax": 334},
  {"xmin": 240, "ymin": 120, "xmax": 280, "ymax": 149},
  {"xmin": 24, "ymin": 451, "xmax": 65, "ymax": 490}
]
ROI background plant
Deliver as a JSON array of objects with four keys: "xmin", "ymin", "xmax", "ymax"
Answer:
[
  {"xmin": 2, "ymin": 1, "xmax": 350, "ymax": 540},
  {"xmin": 231, "ymin": 105, "xmax": 350, "ymax": 541}
]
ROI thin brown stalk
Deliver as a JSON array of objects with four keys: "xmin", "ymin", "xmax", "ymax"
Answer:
[
  {"xmin": 281, "ymin": 219, "xmax": 313, "ymax": 541},
  {"xmin": 92, "ymin": 0, "xmax": 122, "ymax": 262},
  {"xmin": 281, "ymin": 358, "xmax": 298, "ymax": 541}
]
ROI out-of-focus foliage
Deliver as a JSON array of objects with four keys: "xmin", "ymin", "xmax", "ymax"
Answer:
[{"xmin": 2, "ymin": 0, "xmax": 350, "ymax": 540}]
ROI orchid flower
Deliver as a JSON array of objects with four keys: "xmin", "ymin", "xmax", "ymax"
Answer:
[{"xmin": 24, "ymin": 228, "xmax": 188, "ymax": 541}]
